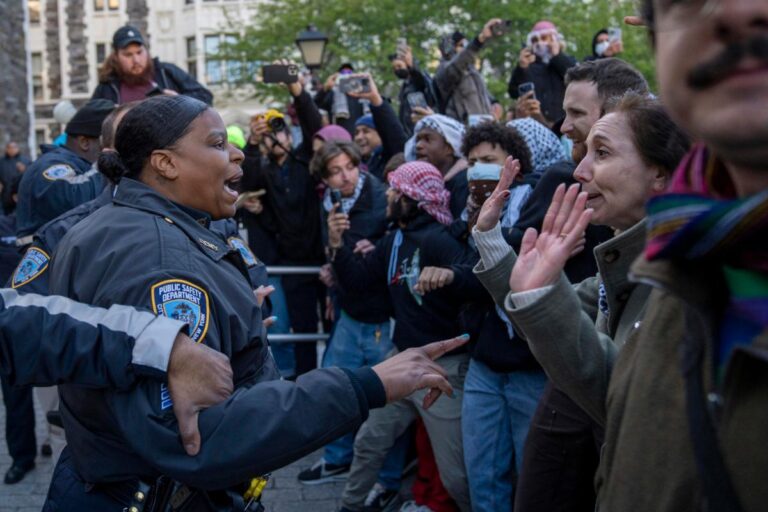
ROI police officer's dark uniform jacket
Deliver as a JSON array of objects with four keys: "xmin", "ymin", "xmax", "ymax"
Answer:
[
  {"xmin": 15, "ymin": 145, "xmax": 104, "ymax": 240},
  {"xmin": 13, "ymin": 185, "xmax": 267, "ymax": 298},
  {"xmin": 48, "ymin": 178, "xmax": 384, "ymax": 495}
]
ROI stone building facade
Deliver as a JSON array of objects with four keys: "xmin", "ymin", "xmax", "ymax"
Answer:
[
  {"xmin": 28, "ymin": 0, "xmax": 265, "ymax": 149},
  {"xmin": 0, "ymin": 0, "xmax": 31, "ymax": 154}
]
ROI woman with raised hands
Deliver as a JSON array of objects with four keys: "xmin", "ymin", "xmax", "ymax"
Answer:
[{"xmin": 471, "ymin": 92, "xmax": 689, "ymax": 429}]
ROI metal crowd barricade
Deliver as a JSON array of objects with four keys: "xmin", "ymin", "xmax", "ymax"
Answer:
[{"xmin": 265, "ymin": 265, "xmax": 329, "ymax": 344}]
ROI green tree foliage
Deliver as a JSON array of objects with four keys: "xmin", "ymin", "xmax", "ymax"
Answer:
[{"xmin": 218, "ymin": 0, "xmax": 654, "ymax": 107}]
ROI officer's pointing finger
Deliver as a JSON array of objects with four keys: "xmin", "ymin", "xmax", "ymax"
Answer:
[{"xmin": 422, "ymin": 334, "xmax": 470, "ymax": 361}]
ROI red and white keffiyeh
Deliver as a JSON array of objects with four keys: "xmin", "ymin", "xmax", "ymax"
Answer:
[{"xmin": 387, "ymin": 162, "xmax": 453, "ymax": 225}]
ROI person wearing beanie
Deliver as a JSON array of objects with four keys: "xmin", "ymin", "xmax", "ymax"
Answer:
[
  {"xmin": 15, "ymin": 99, "xmax": 116, "ymax": 240},
  {"xmin": 509, "ymin": 20, "xmax": 577, "ymax": 126},
  {"xmin": 91, "ymin": 25, "xmax": 212, "ymax": 105},
  {"xmin": 344, "ymin": 74, "xmax": 407, "ymax": 181},
  {"xmin": 312, "ymin": 123, "xmax": 352, "ymax": 153},
  {"xmin": 434, "ymin": 18, "xmax": 503, "ymax": 123}
]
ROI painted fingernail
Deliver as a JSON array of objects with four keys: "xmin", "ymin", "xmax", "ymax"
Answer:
[
  {"xmin": 270, "ymin": 316, "xmax": 278, "ymax": 322},
  {"xmin": 460, "ymin": 333, "xmax": 470, "ymax": 340}
]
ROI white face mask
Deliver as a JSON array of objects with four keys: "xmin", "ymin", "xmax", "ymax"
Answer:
[
  {"xmin": 532, "ymin": 42, "xmax": 551, "ymax": 63},
  {"xmin": 595, "ymin": 41, "xmax": 610, "ymax": 57}
]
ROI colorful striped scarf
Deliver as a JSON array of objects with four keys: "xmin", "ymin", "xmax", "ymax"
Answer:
[{"xmin": 646, "ymin": 144, "xmax": 768, "ymax": 375}]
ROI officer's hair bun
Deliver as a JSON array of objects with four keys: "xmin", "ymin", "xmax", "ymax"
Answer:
[{"xmin": 98, "ymin": 150, "xmax": 131, "ymax": 184}]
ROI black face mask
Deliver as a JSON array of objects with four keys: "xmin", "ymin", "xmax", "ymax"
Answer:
[{"xmin": 394, "ymin": 68, "xmax": 409, "ymax": 80}]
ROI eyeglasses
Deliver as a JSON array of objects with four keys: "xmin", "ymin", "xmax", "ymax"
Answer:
[{"xmin": 651, "ymin": 0, "xmax": 719, "ymax": 32}]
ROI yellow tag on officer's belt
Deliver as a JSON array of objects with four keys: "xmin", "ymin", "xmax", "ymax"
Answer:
[{"xmin": 150, "ymin": 279, "xmax": 211, "ymax": 343}]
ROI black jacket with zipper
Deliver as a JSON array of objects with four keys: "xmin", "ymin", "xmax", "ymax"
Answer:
[
  {"xmin": 321, "ymin": 173, "xmax": 391, "ymax": 325},
  {"xmin": 91, "ymin": 57, "xmax": 213, "ymax": 105}
]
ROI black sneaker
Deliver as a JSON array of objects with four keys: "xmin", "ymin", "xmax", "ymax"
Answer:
[
  {"xmin": 297, "ymin": 458, "xmax": 350, "ymax": 485},
  {"xmin": 363, "ymin": 483, "xmax": 401, "ymax": 512}
]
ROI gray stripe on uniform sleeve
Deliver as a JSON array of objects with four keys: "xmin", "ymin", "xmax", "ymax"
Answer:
[
  {"xmin": 131, "ymin": 316, "xmax": 186, "ymax": 372},
  {"xmin": 0, "ymin": 289, "xmax": 185, "ymax": 372}
]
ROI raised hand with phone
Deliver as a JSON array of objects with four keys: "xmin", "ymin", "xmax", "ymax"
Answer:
[
  {"xmin": 341, "ymin": 73, "xmax": 383, "ymax": 107},
  {"xmin": 509, "ymin": 20, "xmax": 577, "ymax": 126}
]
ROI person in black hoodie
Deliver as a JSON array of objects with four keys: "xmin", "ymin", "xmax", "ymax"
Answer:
[
  {"xmin": 91, "ymin": 26, "xmax": 212, "ymax": 105},
  {"xmin": 332, "ymin": 162, "xmax": 472, "ymax": 512},
  {"xmin": 583, "ymin": 29, "xmax": 624, "ymax": 62},
  {"xmin": 240, "ymin": 75, "xmax": 325, "ymax": 376},
  {"xmin": 389, "ymin": 45, "xmax": 438, "ymax": 136}
]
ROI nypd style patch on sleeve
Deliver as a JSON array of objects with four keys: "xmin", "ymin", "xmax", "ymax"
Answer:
[
  {"xmin": 160, "ymin": 383, "xmax": 173, "ymax": 411},
  {"xmin": 42, "ymin": 164, "xmax": 76, "ymax": 181},
  {"xmin": 11, "ymin": 247, "xmax": 50, "ymax": 288},
  {"xmin": 227, "ymin": 237, "xmax": 258, "ymax": 268},
  {"xmin": 151, "ymin": 279, "xmax": 210, "ymax": 343}
]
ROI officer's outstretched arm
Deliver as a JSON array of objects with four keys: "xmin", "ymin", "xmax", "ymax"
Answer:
[
  {"xmin": 109, "ymin": 366, "xmax": 382, "ymax": 490},
  {"xmin": 0, "ymin": 288, "xmax": 184, "ymax": 388}
]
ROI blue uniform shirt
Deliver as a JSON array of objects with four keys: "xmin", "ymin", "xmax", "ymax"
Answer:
[{"xmin": 16, "ymin": 145, "xmax": 104, "ymax": 238}]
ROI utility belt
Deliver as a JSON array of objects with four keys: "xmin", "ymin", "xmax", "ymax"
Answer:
[{"xmin": 98, "ymin": 473, "xmax": 269, "ymax": 512}]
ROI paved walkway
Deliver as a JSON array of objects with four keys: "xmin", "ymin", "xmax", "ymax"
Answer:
[{"xmin": 0, "ymin": 388, "xmax": 346, "ymax": 511}]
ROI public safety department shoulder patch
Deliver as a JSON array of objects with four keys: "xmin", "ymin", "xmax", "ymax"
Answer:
[
  {"xmin": 11, "ymin": 247, "xmax": 50, "ymax": 288},
  {"xmin": 227, "ymin": 236, "xmax": 258, "ymax": 267},
  {"xmin": 150, "ymin": 279, "xmax": 210, "ymax": 343},
  {"xmin": 42, "ymin": 164, "xmax": 76, "ymax": 181}
]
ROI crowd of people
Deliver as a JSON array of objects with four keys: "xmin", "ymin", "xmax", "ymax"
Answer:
[{"xmin": 0, "ymin": 1, "xmax": 766, "ymax": 512}]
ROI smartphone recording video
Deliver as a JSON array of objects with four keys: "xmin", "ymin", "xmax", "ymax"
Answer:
[
  {"xmin": 262, "ymin": 64, "xmax": 300, "ymax": 84},
  {"xmin": 338, "ymin": 75, "xmax": 371, "ymax": 95}
]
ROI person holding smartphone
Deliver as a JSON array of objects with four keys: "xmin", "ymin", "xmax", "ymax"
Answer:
[
  {"xmin": 434, "ymin": 19, "xmax": 502, "ymax": 124},
  {"xmin": 508, "ymin": 20, "xmax": 577, "ymax": 126},
  {"xmin": 585, "ymin": 28, "xmax": 624, "ymax": 61},
  {"xmin": 389, "ymin": 44, "xmax": 439, "ymax": 136}
]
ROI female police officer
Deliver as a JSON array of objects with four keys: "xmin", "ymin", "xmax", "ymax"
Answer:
[{"xmin": 43, "ymin": 95, "xmax": 465, "ymax": 510}]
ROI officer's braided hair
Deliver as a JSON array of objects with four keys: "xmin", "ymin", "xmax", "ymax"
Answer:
[{"xmin": 98, "ymin": 95, "xmax": 209, "ymax": 184}]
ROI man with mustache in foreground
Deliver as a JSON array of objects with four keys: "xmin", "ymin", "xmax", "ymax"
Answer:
[{"xmin": 476, "ymin": 1, "xmax": 768, "ymax": 511}]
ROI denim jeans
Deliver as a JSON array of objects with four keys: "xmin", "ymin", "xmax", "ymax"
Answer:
[
  {"xmin": 322, "ymin": 311, "xmax": 405, "ymax": 489},
  {"xmin": 266, "ymin": 276, "xmax": 295, "ymax": 377},
  {"xmin": 462, "ymin": 358, "xmax": 547, "ymax": 512}
]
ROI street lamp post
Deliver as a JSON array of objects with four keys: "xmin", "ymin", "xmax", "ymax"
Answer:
[{"xmin": 295, "ymin": 25, "xmax": 328, "ymax": 71}]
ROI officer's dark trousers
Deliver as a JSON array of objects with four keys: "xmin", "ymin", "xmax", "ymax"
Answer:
[
  {"xmin": 0, "ymin": 373, "xmax": 36, "ymax": 467},
  {"xmin": 43, "ymin": 447, "xmax": 126, "ymax": 510},
  {"xmin": 513, "ymin": 384, "xmax": 603, "ymax": 512},
  {"xmin": 281, "ymin": 273, "xmax": 325, "ymax": 376}
]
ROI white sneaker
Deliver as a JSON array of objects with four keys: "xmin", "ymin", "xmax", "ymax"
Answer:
[
  {"xmin": 364, "ymin": 482, "xmax": 401, "ymax": 511},
  {"xmin": 399, "ymin": 500, "xmax": 434, "ymax": 512}
]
